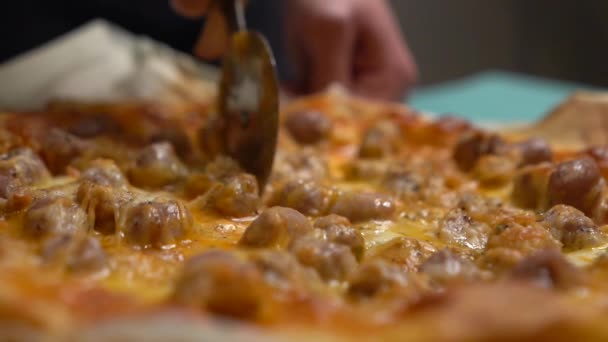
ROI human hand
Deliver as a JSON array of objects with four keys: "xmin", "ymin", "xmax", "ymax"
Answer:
[
  {"xmin": 171, "ymin": 0, "xmax": 418, "ymax": 101},
  {"xmin": 170, "ymin": 0, "xmax": 245, "ymax": 60},
  {"xmin": 285, "ymin": 0, "xmax": 418, "ymax": 100}
]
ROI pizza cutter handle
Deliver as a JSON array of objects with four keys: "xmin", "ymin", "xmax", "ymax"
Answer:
[{"xmin": 217, "ymin": 0, "xmax": 247, "ymax": 33}]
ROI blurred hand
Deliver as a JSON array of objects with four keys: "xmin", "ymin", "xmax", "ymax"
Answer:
[
  {"xmin": 285, "ymin": 0, "xmax": 418, "ymax": 100},
  {"xmin": 171, "ymin": 0, "xmax": 236, "ymax": 59},
  {"xmin": 171, "ymin": 0, "xmax": 418, "ymax": 100}
]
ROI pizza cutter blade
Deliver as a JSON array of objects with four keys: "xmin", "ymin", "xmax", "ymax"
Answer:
[{"xmin": 217, "ymin": 0, "xmax": 279, "ymax": 192}]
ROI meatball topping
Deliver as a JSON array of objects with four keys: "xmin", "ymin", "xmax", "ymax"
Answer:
[
  {"xmin": 0, "ymin": 148, "xmax": 50, "ymax": 186},
  {"xmin": 419, "ymin": 249, "xmax": 481, "ymax": 285},
  {"xmin": 41, "ymin": 234, "xmax": 107, "ymax": 274},
  {"xmin": 172, "ymin": 250, "xmax": 265, "ymax": 319},
  {"xmin": 314, "ymin": 214, "xmax": 365, "ymax": 260},
  {"xmin": 547, "ymin": 158, "xmax": 604, "ymax": 216},
  {"xmin": 347, "ymin": 260, "xmax": 419, "ymax": 300},
  {"xmin": 128, "ymin": 142, "xmax": 188, "ymax": 188},
  {"xmin": 290, "ymin": 236, "xmax": 358, "ymax": 282},
  {"xmin": 122, "ymin": 199, "xmax": 192, "ymax": 249},
  {"xmin": 285, "ymin": 110, "xmax": 332, "ymax": 145},
  {"xmin": 80, "ymin": 159, "xmax": 127, "ymax": 188},
  {"xmin": 330, "ymin": 191, "xmax": 395, "ymax": 223},
  {"xmin": 540, "ymin": 204, "xmax": 607, "ymax": 251},
  {"xmin": 511, "ymin": 163, "xmax": 553, "ymax": 211},
  {"xmin": 269, "ymin": 179, "xmax": 334, "ymax": 217},
  {"xmin": 453, "ymin": 132, "xmax": 506, "ymax": 172},
  {"xmin": 509, "ymin": 249, "xmax": 586, "ymax": 290},
  {"xmin": 239, "ymin": 207, "xmax": 312, "ymax": 249},
  {"xmin": 39, "ymin": 128, "xmax": 89, "ymax": 174},
  {"xmin": 23, "ymin": 197, "xmax": 87, "ymax": 239},
  {"xmin": 515, "ymin": 138, "xmax": 553, "ymax": 166},
  {"xmin": 200, "ymin": 173, "xmax": 260, "ymax": 218}
]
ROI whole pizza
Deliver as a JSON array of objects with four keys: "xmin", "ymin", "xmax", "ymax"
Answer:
[{"xmin": 2, "ymin": 88, "xmax": 608, "ymax": 341}]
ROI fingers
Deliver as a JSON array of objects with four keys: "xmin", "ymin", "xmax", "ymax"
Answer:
[
  {"xmin": 194, "ymin": 6, "xmax": 231, "ymax": 60},
  {"xmin": 351, "ymin": 0, "xmax": 418, "ymax": 100},
  {"xmin": 172, "ymin": 0, "xmax": 240, "ymax": 60},
  {"xmin": 170, "ymin": 0, "xmax": 213, "ymax": 18},
  {"xmin": 352, "ymin": 38, "xmax": 418, "ymax": 100},
  {"xmin": 352, "ymin": 64, "xmax": 416, "ymax": 101},
  {"xmin": 286, "ymin": 0, "xmax": 356, "ymax": 94},
  {"xmin": 307, "ymin": 19, "xmax": 355, "ymax": 93}
]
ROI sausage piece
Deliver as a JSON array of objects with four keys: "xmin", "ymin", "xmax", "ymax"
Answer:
[
  {"xmin": 471, "ymin": 155, "xmax": 517, "ymax": 188},
  {"xmin": 172, "ymin": 250, "xmax": 265, "ymax": 319},
  {"xmin": 347, "ymin": 260, "xmax": 417, "ymax": 300},
  {"xmin": 284, "ymin": 110, "xmax": 332, "ymax": 145},
  {"xmin": 128, "ymin": 142, "xmax": 188, "ymax": 188},
  {"xmin": 273, "ymin": 149, "xmax": 329, "ymax": 182},
  {"xmin": 0, "ymin": 148, "xmax": 50, "ymax": 186},
  {"xmin": 515, "ymin": 137, "xmax": 553, "ymax": 166},
  {"xmin": 509, "ymin": 249, "xmax": 586, "ymax": 290},
  {"xmin": 123, "ymin": 199, "xmax": 192, "ymax": 249},
  {"xmin": 547, "ymin": 158, "xmax": 604, "ymax": 216},
  {"xmin": 419, "ymin": 249, "xmax": 481, "ymax": 285},
  {"xmin": 239, "ymin": 207, "xmax": 312, "ymax": 249},
  {"xmin": 314, "ymin": 215, "xmax": 365, "ymax": 260},
  {"xmin": 39, "ymin": 128, "xmax": 89, "ymax": 174},
  {"xmin": 511, "ymin": 163, "xmax": 553, "ymax": 211},
  {"xmin": 290, "ymin": 236, "xmax": 357, "ymax": 282},
  {"xmin": 204, "ymin": 156, "xmax": 243, "ymax": 182},
  {"xmin": 23, "ymin": 197, "xmax": 87, "ymax": 239},
  {"xmin": 80, "ymin": 159, "xmax": 127, "ymax": 187},
  {"xmin": 486, "ymin": 222, "xmax": 562, "ymax": 255},
  {"xmin": 330, "ymin": 191, "xmax": 395, "ymax": 223},
  {"xmin": 201, "ymin": 173, "xmax": 260, "ymax": 218},
  {"xmin": 477, "ymin": 247, "xmax": 525, "ymax": 274},
  {"xmin": 540, "ymin": 204, "xmax": 607, "ymax": 251},
  {"xmin": 249, "ymin": 250, "xmax": 321, "ymax": 291},
  {"xmin": 41, "ymin": 234, "xmax": 107, "ymax": 274},
  {"xmin": 269, "ymin": 179, "xmax": 333, "ymax": 216},
  {"xmin": 453, "ymin": 131, "xmax": 506, "ymax": 172}
]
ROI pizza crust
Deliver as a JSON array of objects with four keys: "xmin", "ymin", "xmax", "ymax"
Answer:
[{"xmin": 514, "ymin": 91, "xmax": 608, "ymax": 149}]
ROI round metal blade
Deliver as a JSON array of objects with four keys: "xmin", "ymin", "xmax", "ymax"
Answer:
[{"xmin": 218, "ymin": 31, "xmax": 279, "ymax": 192}]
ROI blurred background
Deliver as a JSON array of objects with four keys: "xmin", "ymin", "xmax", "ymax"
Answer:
[
  {"xmin": 392, "ymin": 0, "xmax": 608, "ymax": 87},
  {"xmin": 1, "ymin": 0, "xmax": 606, "ymax": 122},
  {"xmin": 391, "ymin": 0, "xmax": 606, "ymax": 123}
]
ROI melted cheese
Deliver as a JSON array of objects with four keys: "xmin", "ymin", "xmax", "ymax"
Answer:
[
  {"xmin": 568, "ymin": 244, "xmax": 608, "ymax": 266},
  {"xmin": 3, "ymin": 94, "xmax": 608, "ymax": 341}
]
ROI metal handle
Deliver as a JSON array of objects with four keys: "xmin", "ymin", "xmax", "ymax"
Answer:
[{"xmin": 218, "ymin": 0, "xmax": 247, "ymax": 33}]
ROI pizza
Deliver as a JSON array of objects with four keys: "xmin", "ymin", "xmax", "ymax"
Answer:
[{"xmin": 2, "ymin": 89, "xmax": 608, "ymax": 341}]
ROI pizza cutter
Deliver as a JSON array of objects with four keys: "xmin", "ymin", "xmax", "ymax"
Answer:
[{"xmin": 214, "ymin": 0, "xmax": 279, "ymax": 192}]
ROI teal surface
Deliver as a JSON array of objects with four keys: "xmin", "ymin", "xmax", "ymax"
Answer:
[{"xmin": 409, "ymin": 70, "xmax": 598, "ymax": 124}]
